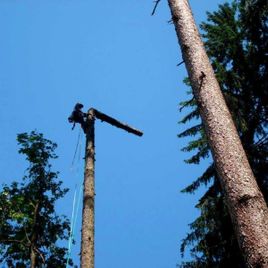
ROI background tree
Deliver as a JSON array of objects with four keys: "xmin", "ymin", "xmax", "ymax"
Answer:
[
  {"xmin": 0, "ymin": 131, "xmax": 75, "ymax": 268},
  {"xmin": 179, "ymin": 1, "xmax": 268, "ymax": 266}
]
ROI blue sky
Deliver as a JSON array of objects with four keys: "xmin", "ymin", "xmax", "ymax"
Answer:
[{"xmin": 0, "ymin": 0, "xmax": 228, "ymax": 267}]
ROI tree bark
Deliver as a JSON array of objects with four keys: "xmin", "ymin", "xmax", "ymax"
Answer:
[
  {"xmin": 30, "ymin": 202, "xmax": 39, "ymax": 268},
  {"xmin": 80, "ymin": 109, "xmax": 95, "ymax": 268},
  {"xmin": 30, "ymin": 245, "xmax": 36, "ymax": 268},
  {"xmin": 167, "ymin": 0, "xmax": 268, "ymax": 266}
]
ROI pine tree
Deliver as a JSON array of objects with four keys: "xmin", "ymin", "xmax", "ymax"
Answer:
[
  {"xmin": 0, "ymin": 131, "xmax": 75, "ymax": 267},
  {"xmin": 178, "ymin": 1, "xmax": 268, "ymax": 266}
]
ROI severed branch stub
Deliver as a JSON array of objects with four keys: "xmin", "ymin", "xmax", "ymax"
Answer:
[
  {"xmin": 177, "ymin": 60, "xmax": 185, "ymax": 67},
  {"xmin": 151, "ymin": 0, "xmax": 162, "ymax": 16},
  {"xmin": 92, "ymin": 108, "xmax": 143, "ymax": 137}
]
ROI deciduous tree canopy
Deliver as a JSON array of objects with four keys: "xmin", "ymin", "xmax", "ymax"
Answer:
[{"xmin": 0, "ymin": 131, "xmax": 75, "ymax": 267}]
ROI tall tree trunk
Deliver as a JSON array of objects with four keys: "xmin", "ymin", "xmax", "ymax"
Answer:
[
  {"xmin": 80, "ymin": 109, "xmax": 95, "ymax": 268},
  {"xmin": 167, "ymin": 0, "xmax": 268, "ymax": 266}
]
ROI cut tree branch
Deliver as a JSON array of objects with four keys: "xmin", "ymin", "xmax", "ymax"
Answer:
[{"xmin": 92, "ymin": 109, "xmax": 143, "ymax": 137}]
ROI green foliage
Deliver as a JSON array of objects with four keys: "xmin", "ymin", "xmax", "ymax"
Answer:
[
  {"xmin": 0, "ymin": 131, "xmax": 75, "ymax": 267},
  {"xmin": 179, "ymin": 0, "xmax": 268, "ymax": 266}
]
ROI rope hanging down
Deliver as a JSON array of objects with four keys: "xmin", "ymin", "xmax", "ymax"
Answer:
[
  {"xmin": 71, "ymin": 129, "xmax": 82, "ymax": 168},
  {"xmin": 66, "ymin": 129, "xmax": 83, "ymax": 268},
  {"xmin": 66, "ymin": 183, "xmax": 83, "ymax": 268}
]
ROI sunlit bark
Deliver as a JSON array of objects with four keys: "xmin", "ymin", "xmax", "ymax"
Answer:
[{"xmin": 167, "ymin": 0, "xmax": 268, "ymax": 266}]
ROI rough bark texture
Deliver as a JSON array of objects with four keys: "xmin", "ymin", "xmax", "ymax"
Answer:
[
  {"xmin": 81, "ymin": 108, "xmax": 95, "ymax": 268},
  {"xmin": 167, "ymin": 0, "xmax": 268, "ymax": 266}
]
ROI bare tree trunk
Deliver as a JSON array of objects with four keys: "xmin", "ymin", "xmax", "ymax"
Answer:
[
  {"xmin": 80, "ymin": 109, "xmax": 95, "ymax": 268},
  {"xmin": 167, "ymin": 0, "xmax": 268, "ymax": 266}
]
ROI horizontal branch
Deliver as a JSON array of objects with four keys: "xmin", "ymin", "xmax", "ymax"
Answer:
[{"xmin": 91, "ymin": 109, "xmax": 143, "ymax": 137}]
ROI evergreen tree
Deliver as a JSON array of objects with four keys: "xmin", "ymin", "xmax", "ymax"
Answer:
[
  {"xmin": 179, "ymin": 1, "xmax": 268, "ymax": 266},
  {"xmin": 0, "ymin": 131, "xmax": 75, "ymax": 267}
]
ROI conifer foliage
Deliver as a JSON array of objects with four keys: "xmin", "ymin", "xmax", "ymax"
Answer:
[
  {"xmin": 0, "ymin": 131, "xmax": 74, "ymax": 267},
  {"xmin": 179, "ymin": 1, "xmax": 268, "ymax": 266}
]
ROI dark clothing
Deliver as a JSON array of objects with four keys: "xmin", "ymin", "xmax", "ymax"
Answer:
[{"xmin": 68, "ymin": 103, "xmax": 87, "ymax": 133}]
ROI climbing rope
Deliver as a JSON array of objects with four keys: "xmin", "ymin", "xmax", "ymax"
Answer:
[
  {"xmin": 73, "ymin": 183, "xmax": 83, "ymax": 240},
  {"xmin": 66, "ymin": 185, "xmax": 77, "ymax": 266},
  {"xmin": 66, "ymin": 181, "xmax": 83, "ymax": 267},
  {"xmin": 71, "ymin": 128, "xmax": 82, "ymax": 169},
  {"xmin": 66, "ymin": 130, "xmax": 84, "ymax": 268}
]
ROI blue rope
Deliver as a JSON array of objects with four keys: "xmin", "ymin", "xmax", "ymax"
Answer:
[
  {"xmin": 66, "ymin": 185, "xmax": 77, "ymax": 267},
  {"xmin": 65, "ymin": 182, "xmax": 83, "ymax": 267},
  {"xmin": 74, "ymin": 183, "xmax": 83, "ymax": 234},
  {"xmin": 66, "ymin": 130, "xmax": 83, "ymax": 268}
]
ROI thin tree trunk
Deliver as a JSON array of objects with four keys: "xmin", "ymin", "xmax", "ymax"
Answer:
[
  {"xmin": 30, "ymin": 203, "xmax": 39, "ymax": 268},
  {"xmin": 167, "ymin": 0, "xmax": 268, "ymax": 266},
  {"xmin": 80, "ymin": 109, "xmax": 95, "ymax": 268}
]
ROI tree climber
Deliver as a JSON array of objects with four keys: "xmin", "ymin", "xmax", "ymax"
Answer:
[{"xmin": 68, "ymin": 103, "xmax": 88, "ymax": 133}]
